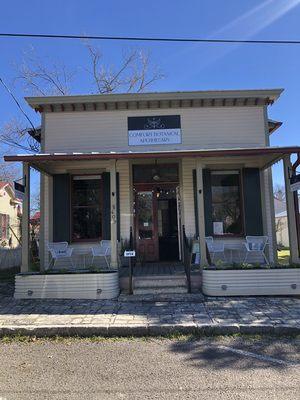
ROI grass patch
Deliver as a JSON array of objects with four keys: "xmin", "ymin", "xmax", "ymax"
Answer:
[{"xmin": 1, "ymin": 332, "xmax": 299, "ymax": 344}]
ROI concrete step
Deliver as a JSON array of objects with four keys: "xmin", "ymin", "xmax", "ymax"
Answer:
[
  {"xmin": 118, "ymin": 292, "xmax": 204, "ymax": 302},
  {"xmin": 134, "ymin": 277, "xmax": 187, "ymax": 288},
  {"xmin": 134, "ymin": 286, "xmax": 188, "ymax": 295}
]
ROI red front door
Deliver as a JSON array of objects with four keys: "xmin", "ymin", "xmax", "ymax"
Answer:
[{"xmin": 135, "ymin": 188, "xmax": 159, "ymax": 262}]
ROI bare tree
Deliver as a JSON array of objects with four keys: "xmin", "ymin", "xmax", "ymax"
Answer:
[
  {"xmin": 0, "ymin": 118, "xmax": 39, "ymax": 153},
  {"xmin": 1, "ymin": 45, "xmax": 164, "ymax": 155},
  {"xmin": 274, "ymin": 184, "xmax": 285, "ymax": 201},
  {"xmin": 15, "ymin": 50, "xmax": 74, "ymax": 96},
  {"xmin": 85, "ymin": 43, "xmax": 164, "ymax": 94},
  {"xmin": 0, "ymin": 160, "xmax": 19, "ymax": 182}
]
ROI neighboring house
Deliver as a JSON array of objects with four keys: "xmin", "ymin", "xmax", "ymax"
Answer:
[
  {"xmin": 275, "ymin": 196, "xmax": 300, "ymax": 247},
  {"xmin": 0, "ymin": 182, "xmax": 22, "ymax": 248},
  {"xmin": 4, "ymin": 88, "xmax": 300, "ymax": 295},
  {"xmin": 276, "ymin": 210, "xmax": 289, "ymax": 247}
]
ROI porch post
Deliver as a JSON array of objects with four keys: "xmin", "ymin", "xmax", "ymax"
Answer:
[
  {"xmin": 110, "ymin": 159, "xmax": 118, "ymax": 268},
  {"xmin": 21, "ymin": 162, "xmax": 30, "ymax": 273},
  {"xmin": 196, "ymin": 159, "xmax": 208, "ymax": 266},
  {"xmin": 283, "ymin": 155, "xmax": 300, "ymax": 263}
]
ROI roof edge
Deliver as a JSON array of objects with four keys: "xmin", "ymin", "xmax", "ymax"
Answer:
[{"xmin": 25, "ymin": 88, "xmax": 284, "ymax": 108}]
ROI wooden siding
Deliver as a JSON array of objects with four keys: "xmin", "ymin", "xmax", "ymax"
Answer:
[
  {"xmin": 44, "ymin": 106, "xmax": 266, "ymax": 153},
  {"xmin": 117, "ymin": 160, "xmax": 131, "ymax": 240},
  {"xmin": 181, "ymin": 158, "xmax": 196, "ymax": 237}
]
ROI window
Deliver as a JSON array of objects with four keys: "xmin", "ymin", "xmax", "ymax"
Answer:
[
  {"xmin": 211, "ymin": 170, "xmax": 243, "ymax": 236},
  {"xmin": 0, "ymin": 214, "xmax": 10, "ymax": 240},
  {"xmin": 71, "ymin": 176, "xmax": 102, "ymax": 241}
]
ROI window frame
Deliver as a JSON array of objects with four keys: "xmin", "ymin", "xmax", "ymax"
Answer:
[
  {"xmin": 70, "ymin": 174, "xmax": 103, "ymax": 243},
  {"xmin": 210, "ymin": 169, "xmax": 245, "ymax": 238}
]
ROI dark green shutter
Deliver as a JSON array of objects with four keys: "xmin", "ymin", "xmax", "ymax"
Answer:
[
  {"xmin": 102, "ymin": 172, "xmax": 120, "ymax": 241},
  {"xmin": 203, "ymin": 169, "xmax": 213, "ymax": 236},
  {"xmin": 192, "ymin": 170, "xmax": 199, "ymax": 237},
  {"xmin": 102, "ymin": 172, "xmax": 111, "ymax": 239},
  {"xmin": 193, "ymin": 169, "xmax": 213, "ymax": 237},
  {"xmin": 242, "ymin": 168, "xmax": 263, "ymax": 235},
  {"xmin": 53, "ymin": 174, "xmax": 71, "ymax": 242}
]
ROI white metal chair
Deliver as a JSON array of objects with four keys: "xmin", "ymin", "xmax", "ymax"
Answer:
[
  {"xmin": 205, "ymin": 236, "xmax": 226, "ymax": 262},
  {"xmin": 90, "ymin": 240, "xmax": 111, "ymax": 268},
  {"xmin": 47, "ymin": 242, "xmax": 74, "ymax": 269},
  {"xmin": 243, "ymin": 236, "xmax": 269, "ymax": 264}
]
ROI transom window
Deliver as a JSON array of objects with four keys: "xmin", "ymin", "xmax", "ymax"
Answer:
[
  {"xmin": 211, "ymin": 170, "xmax": 243, "ymax": 236},
  {"xmin": 71, "ymin": 176, "xmax": 102, "ymax": 241}
]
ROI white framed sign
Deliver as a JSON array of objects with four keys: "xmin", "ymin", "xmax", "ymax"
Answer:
[
  {"xmin": 124, "ymin": 250, "xmax": 136, "ymax": 257},
  {"xmin": 128, "ymin": 115, "xmax": 181, "ymax": 146}
]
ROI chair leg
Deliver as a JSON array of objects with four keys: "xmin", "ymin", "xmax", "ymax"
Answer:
[
  {"xmin": 104, "ymin": 256, "xmax": 109, "ymax": 268},
  {"xmin": 47, "ymin": 257, "xmax": 53, "ymax": 270},
  {"xmin": 262, "ymin": 252, "xmax": 269, "ymax": 265},
  {"xmin": 244, "ymin": 252, "xmax": 248, "ymax": 263}
]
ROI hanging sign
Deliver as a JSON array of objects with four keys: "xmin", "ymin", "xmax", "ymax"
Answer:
[
  {"xmin": 128, "ymin": 115, "xmax": 181, "ymax": 146},
  {"xmin": 14, "ymin": 181, "xmax": 25, "ymax": 200},
  {"xmin": 290, "ymin": 174, "xmax": 300, "ymax": 192}
]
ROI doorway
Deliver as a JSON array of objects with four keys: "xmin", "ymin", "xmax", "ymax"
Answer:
[
  {"xmin": 133, "ymin": 163, "xmax": 180, "ymax": 263},
  {"xmin": 134, "ymin": 184, "xmax": 180, "ymax": 262}
]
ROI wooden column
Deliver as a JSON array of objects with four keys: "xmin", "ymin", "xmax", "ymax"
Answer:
[
  {"xmin": 283, "ymin": 155, "xmax": 300, "ymax": 264},
  {"xmin": 110, "ymin": 159, "xmax": 118, "ymax": 268},
  {"xmin": 39, "ymin": 174, "xmax": 45, "ymax": 272},
  {"xmin": 196, "ymin": 159, "xmax": 207, "ymax": 266},
  {"xmin": 21, "ymin": 162, "xmax": 30, "ymax": 273}
]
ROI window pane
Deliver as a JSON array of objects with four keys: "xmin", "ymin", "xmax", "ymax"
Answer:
[
  {"xmin": 133, "ymin": 164, "xmax": 179, "ymax": 183},
  {"xmin": 72, "ymin": 179, "xmax": 101, "ymax": 206},
  {"xmin": 72, "ymin": 207, "xmax": 102, "ymax": 240},
  {"xmin": 136, "ymin": 191, "xmax": 153, "ymax": 239},
  {"xmin": 72, "ymin": 177, "xmax": 102, "ymax": 240},
  {"xmin": 211, "ymin": 171, "xmax": 242, "ymax": 235}
]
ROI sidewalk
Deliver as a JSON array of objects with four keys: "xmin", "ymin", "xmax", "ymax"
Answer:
[{"xmin": 0, "ymin": 284, "xmax": 299, "ymax": 337}]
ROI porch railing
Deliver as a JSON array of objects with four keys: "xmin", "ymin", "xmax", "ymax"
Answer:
[{"xmin": 182, "ymin": 225, "xmax": 192, "ymax": 293}]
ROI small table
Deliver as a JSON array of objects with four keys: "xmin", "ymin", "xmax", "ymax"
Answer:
[
  {"xmin": 224, "ymin": 242, "xmax": 246, "ymax": 263},
  {"xmin": 71, "ymin": 248, "xmax": 92, "ymax": 269}
]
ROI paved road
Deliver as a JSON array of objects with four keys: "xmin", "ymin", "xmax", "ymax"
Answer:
[{"xmin": 0, "ymin": 336, "xmax": 299, "ymax": 399}]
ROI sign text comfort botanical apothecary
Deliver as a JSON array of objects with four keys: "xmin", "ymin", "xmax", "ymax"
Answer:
[{"xmin": 128, "ymin": 115, "xmax": 181, "ymax": 146}]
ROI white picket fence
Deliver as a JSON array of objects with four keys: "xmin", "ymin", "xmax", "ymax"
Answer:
[{"xmin": 0, "ymin": 247, "xmax": 21, "ymax": 270}]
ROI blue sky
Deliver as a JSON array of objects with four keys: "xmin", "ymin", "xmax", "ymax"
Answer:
[{"xmin": 0, "ymin": 0, "xmax": 300, "ymax": 194}]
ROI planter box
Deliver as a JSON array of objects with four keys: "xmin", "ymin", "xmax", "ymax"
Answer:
[
  {"xmin": 14, "ymin": 271, "xmax": 119, "ymax": 300},
  {"xmin": 202, "ymin": 268, "xmax": 300, "ymax": 296}
]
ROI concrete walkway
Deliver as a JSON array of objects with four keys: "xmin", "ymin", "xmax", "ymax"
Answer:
[{"xmin": 0, "ymin": 284, "xmax": 299, "ymax": 337}]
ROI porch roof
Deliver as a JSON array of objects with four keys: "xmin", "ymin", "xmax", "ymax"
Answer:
[{"xmin": 4, "ymin": 146, "xmax": 300, "ymax": 173}]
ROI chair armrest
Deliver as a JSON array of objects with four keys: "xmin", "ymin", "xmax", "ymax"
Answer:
[
  {"xmin": 244, "ymin": 243, "xmax": 250, "ymax": 251},
  {"xmin": 66, "ymin": 248, "xmax": 73, "ymax": 257}
]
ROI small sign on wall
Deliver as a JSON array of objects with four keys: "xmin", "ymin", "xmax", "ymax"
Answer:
[
  {"xmin": 124, "ymin": 250, "xmax": 136, "ymax": 257},
  {"xmin": 128, "ymin": 115, "xmax": 181, "ymax": 146}
]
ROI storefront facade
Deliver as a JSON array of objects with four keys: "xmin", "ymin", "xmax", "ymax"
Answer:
[{"xmin": 5, "ymin": 89, "xmax": 300, "ymax": 285}]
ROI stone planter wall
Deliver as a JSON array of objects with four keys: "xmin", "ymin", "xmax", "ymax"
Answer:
[
  {"xmin": 14, "ymin": 271, "xmax": 119, "ymax": 299},
  {"xmin": 202, "ymin": 269, "xmax": 300, "ymax": 296}
]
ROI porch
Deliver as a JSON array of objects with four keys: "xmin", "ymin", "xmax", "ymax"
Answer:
[{"xmin": 4, "ymin": 146, "xmax": 300, "ymax": 298}]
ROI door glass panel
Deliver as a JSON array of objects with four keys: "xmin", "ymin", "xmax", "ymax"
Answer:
[{"xmin": 136, "ymin": 191, "xmax": 153, "ymax": 239}]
